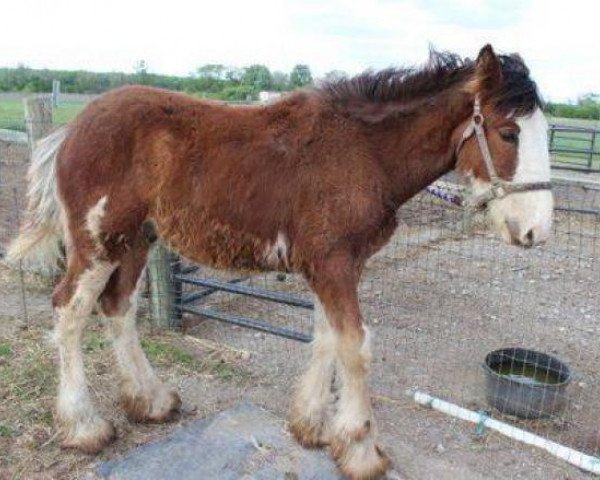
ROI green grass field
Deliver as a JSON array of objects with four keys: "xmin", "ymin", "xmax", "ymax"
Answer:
[
  {"xmin": 548, "ymin": 116, "xmax": 600, "ymax": 129},
  {"xmin": 0, "ymin": 98, "xmax": 85, "ymax": 131}
]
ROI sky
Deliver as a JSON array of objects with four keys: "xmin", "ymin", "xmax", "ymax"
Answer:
[{"xmin": 0, "ymin": 0, "xmax": 597, "ymax": 102}]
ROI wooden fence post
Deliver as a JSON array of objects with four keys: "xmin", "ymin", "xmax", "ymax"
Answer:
[
  {"xmin": 52, "ymin": 80, "xmax": 61, "ymax": 107},
  {"xmin": 589, "ymin": 130, "xmax": 596, "ymax": 170},
  {"xmin": 18, "ymin": 96, "xmax": 54, "ymax": 277},
  {"xmin": 23, "ymin": 95, "xmax": 53, "ymax": 152},
  {"xmin": 147, "ymin": 243, "xmax": 179, "ymax": 328}
]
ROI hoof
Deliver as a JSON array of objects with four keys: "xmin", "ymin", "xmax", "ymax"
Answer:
[
  {"xmin": 121, "ymin": 388, "xmax": 181, "ymax": 423},
  {"xmin": 60, "ymin": 417, "xmax": 116, "ymax": 454},
  {"xmin": 289, "ymin": 415, "xmax": 328, "ymax": 449},
  {"xmin": 330, "ymin": 437, "xmax": 391, "ymax": 480}
]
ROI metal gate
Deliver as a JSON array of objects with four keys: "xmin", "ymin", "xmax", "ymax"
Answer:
[{"xmin": 146, "ymin": 253, "xmax": 315, "ymax": 343}]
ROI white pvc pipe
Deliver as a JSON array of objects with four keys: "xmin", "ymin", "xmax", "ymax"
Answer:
[{"xmin": 413, "ymin": 390, "xmax": 600, "ymax": 475}]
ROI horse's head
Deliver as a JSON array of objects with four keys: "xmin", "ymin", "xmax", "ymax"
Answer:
[{"xmin": 455, "ymin": 45, "xmax": 553, "ymax": 247}]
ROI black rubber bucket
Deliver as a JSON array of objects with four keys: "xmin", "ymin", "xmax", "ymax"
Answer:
[{"xmin": 483, "ymin": 348, "xmax": 572, "ymax": 419}]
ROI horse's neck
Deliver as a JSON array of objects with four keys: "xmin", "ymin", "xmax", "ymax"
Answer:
[{"xmin": 368, "ymin": 94, "xmax": 470, "ymax": 206}]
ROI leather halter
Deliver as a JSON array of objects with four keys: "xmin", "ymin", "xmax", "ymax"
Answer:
[{"xmin": 456, "ymin": 96, "xmax": 552, "ymax": 210}]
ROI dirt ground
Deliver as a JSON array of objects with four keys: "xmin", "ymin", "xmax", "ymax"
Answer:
[{"xmin": 1, "ymin": 143, "xmax": 599, "ymax": 479}]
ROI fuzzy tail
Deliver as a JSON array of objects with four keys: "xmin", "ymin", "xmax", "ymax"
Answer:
[{"xmin": 6, "ymin": 126, "xmax": 69, "ymax": 269}]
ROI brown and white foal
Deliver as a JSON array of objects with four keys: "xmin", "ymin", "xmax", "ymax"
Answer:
[{"xmin": 8, "ymin": 45, "xmax": 552, "ymax": 479}]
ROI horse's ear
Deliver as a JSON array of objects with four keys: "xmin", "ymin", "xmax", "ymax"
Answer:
[{"xmin": 466, "ymin": 44, "xmax": 503, "ymax": 96}]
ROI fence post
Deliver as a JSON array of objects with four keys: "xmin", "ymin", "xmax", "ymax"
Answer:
[
  {"xmin": 52, "ymin": 80, "xmax": 61, "ymax": 107},
  {"xmin": 589, "ymin": 130, "xmax": 596, "ymax": 170},
  {"xmin": 19, "ymin": 96, "xmax": 54, "ymax": 276},
  {"xmin": 147, "ymin": 243, "xmax": 179, "ymax": 328},
  {"xmin": 23, "ymin": 95, "xmax": 53, "ymax": 152}
]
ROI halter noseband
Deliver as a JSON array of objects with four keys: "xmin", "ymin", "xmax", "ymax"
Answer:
[{"xmin": 456, "ymin": 96, "xmax": 552, "ymax": 210}]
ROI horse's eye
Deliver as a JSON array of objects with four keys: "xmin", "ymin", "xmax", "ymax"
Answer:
[{"xmin": 499, "ymin": 129, "xmax": 519, "ymax": 145}]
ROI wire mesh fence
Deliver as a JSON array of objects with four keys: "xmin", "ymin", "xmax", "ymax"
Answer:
[
  {"xmin": 0, "ymin": 96, "xmax": 599, "ymax": 478},
  {"xmin": 0, "ymin": 131, "xmax": 28, "ymax": 257},
  {"xmin": 130, "ymin": 174, "xmax": 600, "ymax": 477}
]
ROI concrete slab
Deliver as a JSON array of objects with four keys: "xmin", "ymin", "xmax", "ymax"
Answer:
[{"xmin": 98, "ymin": 403, "xmax": 341, "ymax": 480}]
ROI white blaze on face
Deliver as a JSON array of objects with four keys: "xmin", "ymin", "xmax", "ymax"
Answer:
[{"xmin": 488, "ymin": 107, "xmax": 554, "ymax": 246}]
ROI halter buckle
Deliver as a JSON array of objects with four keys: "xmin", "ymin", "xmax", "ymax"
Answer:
[{"xmin": 491, "ymin": 183, "xmax": 507, "ymax": 199}]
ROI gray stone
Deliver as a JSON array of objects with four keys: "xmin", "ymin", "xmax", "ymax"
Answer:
[{"xmin": 98, "ymin": 403, "xmax": 341, "ymax": 480}]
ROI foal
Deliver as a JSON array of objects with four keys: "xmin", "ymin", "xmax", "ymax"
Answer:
[{"xmin": 8, "ymin": 45, "xmax": 552, "ymax": 479}]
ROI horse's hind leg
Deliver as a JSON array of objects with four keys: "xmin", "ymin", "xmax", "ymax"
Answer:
[
  {"xmin": 99, "ymin": 244, "xmax": 181, "ymax": 423},
  {"xmin": 53, "ymin": 254, "xmax": 117, "ymax": 453}
]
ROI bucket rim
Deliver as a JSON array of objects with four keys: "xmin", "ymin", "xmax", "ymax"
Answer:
[{"xmin": 482, "ymin": 347, "xmax": 572, "ymax": 388}]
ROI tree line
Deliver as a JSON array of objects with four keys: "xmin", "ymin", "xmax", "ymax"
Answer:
[
  {"xmin": 545, "ymin": 94, "xmax": 600, "ymax": 120},
  {"xmin": 0, "ymin": 62, "xmax": 317, "ymax": 101},
  {"xmin": 1, "ymin": 62, "xmax": 598, "ymax": 119}
]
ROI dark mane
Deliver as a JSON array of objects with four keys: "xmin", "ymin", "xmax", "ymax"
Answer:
[
  {"xmin": 319, "ymin": 50, "xmax": 542, "ymax": 118},
  {"xmin": 320, "ymin": 51, "xmax": 471, "ymax": 106}
]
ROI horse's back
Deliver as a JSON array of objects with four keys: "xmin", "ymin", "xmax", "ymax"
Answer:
[
  {"xmin": 53, "ymin": 86, "xmax": 314, "ymax": 266},
  {"xmin": 53, "ymin": 85, "xmax": 390, "ymax": 272}
]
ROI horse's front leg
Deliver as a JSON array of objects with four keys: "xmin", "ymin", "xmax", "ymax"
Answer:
[
  {"xmin": 296, "ymin": 253, "xmax": 390, "ymax": 479},
  {"xmin": 289, "ymin": 298, "xmax": 337, "ymax": 447},
  {"xmin": 328, "ymin": 320, "xmax": 389, "ymax": 479}
]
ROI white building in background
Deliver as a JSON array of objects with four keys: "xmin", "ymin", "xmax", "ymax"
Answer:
[{"xmin": 258, "ymin": 91, "xmax": 282, "ymax": 103}]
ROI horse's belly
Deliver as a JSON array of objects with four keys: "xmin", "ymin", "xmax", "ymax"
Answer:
[{"xmin": 153, "ymin": 210, "xmax": 290, "ymax": 273}]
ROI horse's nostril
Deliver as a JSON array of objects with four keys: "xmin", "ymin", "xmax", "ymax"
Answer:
[
  {"xmin": 519, "ymin": 228, "xmax": 536, "ymax": 247},
  {"xmin": 525, "ymin": 229, "xmax": 534, "ymax": 243},
  {"xmin": 505, "ymin": 221, "xmax": 541, "ymax": 247}
]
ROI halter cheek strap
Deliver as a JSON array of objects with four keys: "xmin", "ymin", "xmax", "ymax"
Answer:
[{"xmin": 456, "ymin": 96, "xmax": 552, "ymax": 210}]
